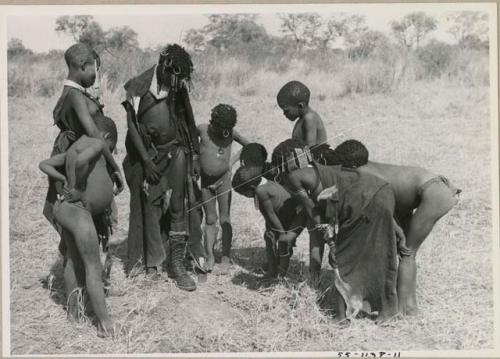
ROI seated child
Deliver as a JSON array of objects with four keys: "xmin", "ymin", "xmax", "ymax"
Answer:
[
  {"xmin": 332, "ymin": 139, "xmax": 461, "ymax": 315},
  {"xmin": 276, "ymin": 81, "xmax": 330, "ymax": 161},
  {"xmin": 233, "ymin": 146, "xmax": 306, "ymax": 278},
  {"xmin": 197, "ymin": 104, "xmax": 250, "ymax": 271},
  {"xmin": 39, "ymin": 114, "xmax": 118, "ymax": 337}
]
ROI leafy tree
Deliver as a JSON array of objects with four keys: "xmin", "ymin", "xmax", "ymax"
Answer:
[
  {"xmin": 106, "ymin": 26, "xmax": 139, "ymax": 50},
  {"xmin": 348, "ymin": 30, "xmax": 391, "ymax": 60},
  {"xmin": 391, "ymin": 12, "xmax": 437, "ymax": 49},
  {"xmin": 7, "ymin": 38, "xmax": 33, "ymax": 57},
  {"xmin": 446, "ymin": 11, "xmax": 488, "ymax": 49},
  {"xmin": 416, "ymin": 39, "xmax": 453, "ymax": 78},
  {"xmin": 184, "ymin": 14, "xmax": 270, "ymax": 53},
  {"xmin": 278, "ymin": 13, "xmax": 323, "ymax": 51},
  {"xmin": 55, "ymin": 15, "xmax": 106, "ymax": 49}
]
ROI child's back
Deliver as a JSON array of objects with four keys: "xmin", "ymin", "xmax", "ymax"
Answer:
[
  {"xmin": 292, "ymin": 109, "xmax": 328, "ymax": 148},
  {"xmin": 66, "ymin": 136, "xmax": 113, "ymax": 215}
]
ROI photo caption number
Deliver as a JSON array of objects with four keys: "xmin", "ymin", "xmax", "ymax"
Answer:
[{"xmin": 338, "ymin": 352, "xmax": 401, "ymax": 358}]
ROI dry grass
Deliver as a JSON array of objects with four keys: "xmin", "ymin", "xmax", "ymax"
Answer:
[{"xmin": 7, "ymin": 61, "xmax": 494, "ymax": 354}]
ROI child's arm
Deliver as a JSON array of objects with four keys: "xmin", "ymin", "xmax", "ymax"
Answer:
[
  {"xmin": 278, "ymin": 210, "xmax": 307, "ymax": 244},
  {"xmin": 70, "ymin": 91, "xmax": 124, "ymax": 193},
  {"xmin": 256, "ymin": 187, "xmax": 285, "ymax": 233},
  {"xmin": 39, "ymin": 154, "xmax": 67, "ymax": 191},
  {"xmin": 287, "ymin": 169, "xmax": 322, "ymax": 225},
  {"xmin": 229, "ymin": 149, "xmax": 242, "ymax": 168},
  {"xmin": 233, "ymin": 130, "xmax": 250, "ymax": 147},
  {"xmin": 302, "ymin": 114, "xmax": 319, "ymax": 147}
]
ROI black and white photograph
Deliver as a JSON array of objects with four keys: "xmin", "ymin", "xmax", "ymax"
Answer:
[{"xmin": 1, "ymin": 3, "xmax": 498, "ymax": 357}]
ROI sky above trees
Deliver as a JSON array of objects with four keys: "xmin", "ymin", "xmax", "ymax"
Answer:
[{"xmin": 7, "ymin": 6, "xmax": 490, "ymax": 53}]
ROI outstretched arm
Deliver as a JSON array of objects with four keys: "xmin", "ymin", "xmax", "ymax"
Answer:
[
  {"xmin": 229, "ymin": 149, "xmax": 242, "ymax": 168},
  {"xmin": 39, "ymin": 154, "xmax": 67, "ymax": 184},
  {"xmin": 70, "ymin": 91, "xmax": 123, "ymax": 193},
  {"xmin": 233, "ymin": 130, "xmax": 250, "ymax": 147}
]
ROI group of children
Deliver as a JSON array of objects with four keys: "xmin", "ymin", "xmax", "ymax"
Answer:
[
  {"xmin": 38, "ymin": 42, "xmax": 460, "ymax": 337},
  {"xmin": 232, "ymin": 80, "xmax": 460, "ymax": 319}
]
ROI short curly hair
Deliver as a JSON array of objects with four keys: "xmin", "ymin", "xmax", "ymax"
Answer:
[
  {"xmin": 277, "ymin": 81, "xmax": 311, "ymax": 108},
  {"xmin": 241, "ymin": 143, "xmax": 268, "ymax": 167},
  {"xmin": 232, "ymin": 165, "xmax": 263, "ymax": 194},
  {"xmin": 94, "ymin": 114, "xmax": 118, "ymax": 146},
  {"xmin": 272, "ymin": 138, "xmax": 312, "ymax": 175},
  {"xmin": 210, "ymin": 104, "xmax": 237, "ymax": 129},
  {"xmin": 333, "ymin": 139, "xmax": 369, "ymax": 168}
]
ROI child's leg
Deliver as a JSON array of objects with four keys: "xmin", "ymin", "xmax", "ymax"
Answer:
[
  {"xmin": 263, "ymin": 230, "xmax": 278, "ymax": 278},
  {"xmin": 309, "ymin": 224, "xmax": 325, "ymax": 287},
  {"xmin": 217, "ymin": 173, "xmax": 232, "ymax": 262},
  {"xmin": 201, "ymin": 186, "xmax": 218, "ymax": 271},
  {"xmin": 332, "ymin": 287, "xmax": 346, "ymax": 323},
  {"xmin": 55, "ymin": 202, "xmax": 113, "ymax": 336},
  {"xmin": 398, "ymin": 180, "xmax": 458, "ymax": 315},
  {"xmin": 62, "ymin": 228, "xmax": 85, "ymax": 321}
]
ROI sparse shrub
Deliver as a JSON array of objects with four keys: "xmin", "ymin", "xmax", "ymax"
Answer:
[{"xmin": 416, "ymin": 40, "xmax": 454, "ymax": 79}]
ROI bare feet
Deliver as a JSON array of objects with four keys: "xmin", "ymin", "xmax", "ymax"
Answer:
[
  {"xmin": 213, "ymin": 256, "xmax": 232, "ymax": 275},
  {"xmin": 205, "ymin": 254, "xmax": 215, "ymax": 272},
  {"xmin": 145, "ymin": 267, "xmax": 161, "ymax": 281},
  {"xmin": 97, "ymin": 321, "xmax": 115, "ymax": 339},
  {"xmin": 399, "ymin": 302, "xmax": 419, "ymax": 316}
]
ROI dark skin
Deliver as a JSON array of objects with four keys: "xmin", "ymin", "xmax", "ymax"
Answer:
[
  {"xmin": 278, "ymin": 99, "xmax": 328, "ymax": 148},
  {"xmin": 196, "ymin": 121, "xmax": 249, "ymax": 270},
  {"xmin": 124, "ymin": 66, "xmax": 200, "ymax": 267},
  {"xmin": 39, "ymin": 133, "xmax": 116, "ymax": 338},
  {"xmin": 356, "ymin": 161, "xmax": 459, "ymax": 315},
  {"xmin": 125, "ymin": 66, "xmax": 200, "ymax": 184},
  {"xmin": 283, "ymin": 168, "xmax": 325, "ymax": 283},
  {"xmin": 236, "ymin": 180, "xmax": 305, "ymax": 277},
  {"xmin": 66, "ymin": 56, "xmax": 124, "ymax": 194},
  {"xmin": 285, "ymin": 166, "xmax": 408, "ymax": 321}
]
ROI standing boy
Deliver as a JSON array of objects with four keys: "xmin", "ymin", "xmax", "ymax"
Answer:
[{"xmin": 197, "ymin": 104, "xmax": 249, "ymax": 272}]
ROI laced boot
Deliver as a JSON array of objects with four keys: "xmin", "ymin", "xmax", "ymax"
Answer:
[{"xmin": 170, "ymin": 234, "xmax": 196, "ymax": 292}]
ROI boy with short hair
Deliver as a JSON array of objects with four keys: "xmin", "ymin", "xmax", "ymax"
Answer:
[
  {"xmin": 233, "ymin": 147, "xmax": 306, "ymax": 278},
  {"xmin": 39, "ymin": 114, "xmax": 118, "ymax": 338},
  {"xmin": 333, "ymin": 139, "xmax": 461, "ymax": 315},
  {"xmin": 197, "ymin": 104, "xmax": 250, "ymax": 272},
  {"xmin": 276, "ymin": 81, "xmax": 329, "ymax": 160}
]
